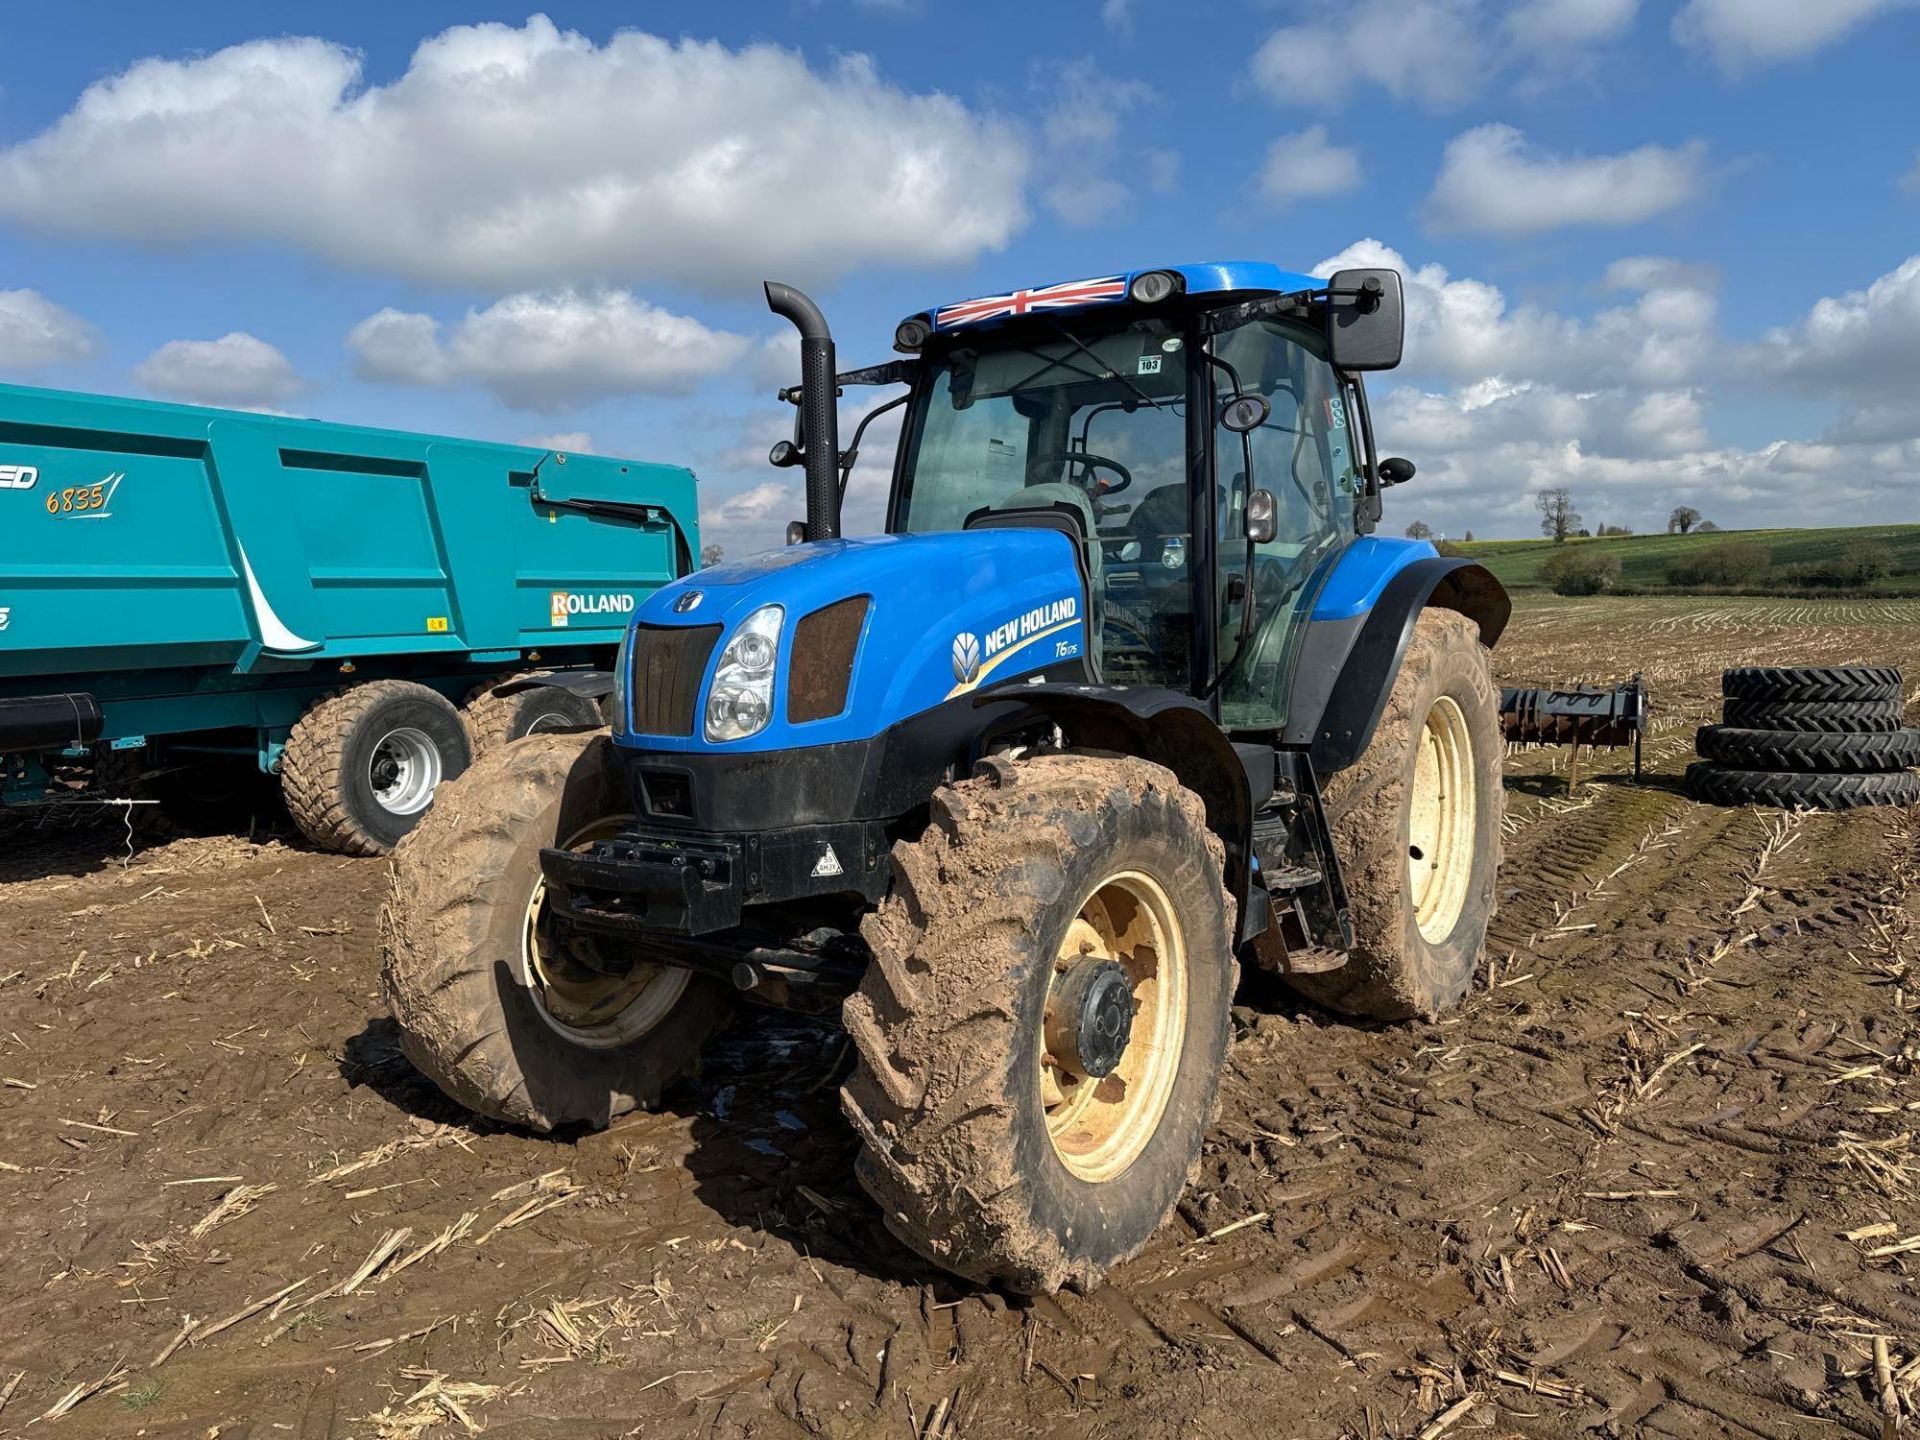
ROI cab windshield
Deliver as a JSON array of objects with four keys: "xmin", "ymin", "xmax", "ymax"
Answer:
[{"xmin": 893, "ymin": 315, "xmax": 1195, "ymax": 689}]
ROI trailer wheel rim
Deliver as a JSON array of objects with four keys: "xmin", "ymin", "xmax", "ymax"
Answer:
[
  {"xmin": 1409, "ymin": 695, "xmax": 1475, "ymax": 943},
  {"xmin": 520, "ymin": 815, "xmax": 690, "ymax": 1049},
  {"xmin": 368, "ymin": 727, "xmax": 442, "ymax": 816},
  {"xmin": 1040, "ymin": 870, "xmax": 1188, "ymax": 1184}
]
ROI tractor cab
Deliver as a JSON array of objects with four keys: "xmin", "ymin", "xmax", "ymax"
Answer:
[{"xmin": 878, "ymin": 266, "xmax": 1398, "ymax": 734}]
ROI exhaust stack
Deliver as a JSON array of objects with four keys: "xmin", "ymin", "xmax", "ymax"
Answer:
[{"xmin": 763, "ymin": 282, "xmax": 842, "ymax": 542}]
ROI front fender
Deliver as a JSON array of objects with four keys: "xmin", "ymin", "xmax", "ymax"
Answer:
[
  {"xmin": 974, "ymin": 683, "xmax": 1255, "ymax": 941},
  {"xmin": 1286, "ymin": 557, "xmax": 1510, "ymax": 773}
]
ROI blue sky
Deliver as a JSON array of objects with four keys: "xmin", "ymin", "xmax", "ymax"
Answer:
[{"xmin": 0, "ymin": 0, "xmax": 1915, "ymax": 552}]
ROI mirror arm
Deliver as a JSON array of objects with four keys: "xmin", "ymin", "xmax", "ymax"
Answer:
[{"xmin": 838, "ymin": 390, "xmax": 911, "ymax": 497}]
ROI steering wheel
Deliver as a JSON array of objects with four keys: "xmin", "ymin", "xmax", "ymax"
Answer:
[{"xmin": 1030, "ymin": 450, "xmax": 1133, "ymax": 495}]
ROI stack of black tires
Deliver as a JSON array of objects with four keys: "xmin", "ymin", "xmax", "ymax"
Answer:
[{"xmin": 1688, "ymin": 666, "xmax": 1920, "ymax": 809}]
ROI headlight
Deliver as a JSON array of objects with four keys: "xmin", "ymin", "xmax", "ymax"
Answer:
[
  {"xmin": 610, "ymin": 623, "xmax": 634, "ymax": 736},
  {"xmin": 704, "ymin": 604, "xmax": 784, "ymax": 742}
]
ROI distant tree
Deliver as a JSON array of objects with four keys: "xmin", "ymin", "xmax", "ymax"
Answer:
[
  {"xmin": 1573, "ymin": 527, "xmax": 1593, "ymax": 538},
  {"xmin": 700, "ymin": 542, "xmax": 725, "ymax": 567},
  {"xmin": 1540, "ymin": 548, "xmax": 1621, "ymax": 596},
  {"xmin": 1463, "ymin": 529, "xmax": 1475, "ymax": 542},
  {"xmin": 1536, "ymin": 487, "xmax": 1580, "ymax": 543},
  {"xmin": 1404, "ymin": 520, "xmax": 1434, "ymax": 539},
  {"xmin": 1668, "ymin": 505, "xmax": 1702, "ymax": 534},
  {"xmin": 1695, "ymin": 520, "xmax": 1720, "ymax": 534},
  {"xmin": 1597, "ymin": 523, "xmax": 1634, "ymax": 536}
]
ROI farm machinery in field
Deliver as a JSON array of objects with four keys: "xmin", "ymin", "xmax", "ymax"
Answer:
[{"xmin": 384, "ymin": 261, "xmax": 1512, "ymax": 1293}]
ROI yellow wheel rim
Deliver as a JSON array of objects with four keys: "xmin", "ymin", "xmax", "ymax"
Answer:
[
  {"xmin": 1041, "ymin": 871, "xmax": 1188, "ymax": 1184},
  {"xmin": 519, "ymin": 815, "xmax": 690, "ymax": 1049},
  {"xmin": 1409, "ymin": 695, "xmax": 1476, "ymax": 944}
]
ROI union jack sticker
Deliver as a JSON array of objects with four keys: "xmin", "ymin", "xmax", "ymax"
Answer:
[{"xmin": 934, "ymin": 275, "xmax": 1128, "ymax": 330}]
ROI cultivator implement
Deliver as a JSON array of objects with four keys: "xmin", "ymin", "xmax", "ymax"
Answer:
[{"xmin": 1500, "ymin": 675, "xmax": 1649, "ymax": 788}]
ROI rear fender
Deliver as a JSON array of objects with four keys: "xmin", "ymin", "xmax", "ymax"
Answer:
[
  {"xmin": 1287, "ymin": 558, "xmax": 1509, "ymax": 774},
  {"xmin": 974, "ymin": 684, "xmax": 1255, "ymax": 938}
]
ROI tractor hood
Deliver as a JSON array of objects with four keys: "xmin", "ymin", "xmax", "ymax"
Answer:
[{"xmin": 616, "ymin": 530, "xmax": 1090, "ymax": 754}]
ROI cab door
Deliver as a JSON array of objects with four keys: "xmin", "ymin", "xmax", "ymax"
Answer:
[{"xmin": 1209, "ymin": 317, "xmax": 1360, "ymax": 731}]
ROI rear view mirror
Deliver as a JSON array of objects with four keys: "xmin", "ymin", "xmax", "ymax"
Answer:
[
  {"xmin": 1220, "ymin": 394, "xmax": 1271, "ymax": 433},
  {"xmin": 1326, "ymin": 268, "xmax": 1404, "ymax": 371},
  {"xmin": 1246, "ymin": 489, "xmax": 1278, "ymax": 544}
]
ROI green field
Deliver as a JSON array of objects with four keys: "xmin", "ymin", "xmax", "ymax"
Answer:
[{"xmin": 1456, "ymin": 523, "xmax": 1920, "ymax": 593}]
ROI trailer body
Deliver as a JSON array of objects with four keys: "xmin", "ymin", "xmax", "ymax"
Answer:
[{"xmin": 0, "ymin": 381, "xmax": 696, "ymax": 846}]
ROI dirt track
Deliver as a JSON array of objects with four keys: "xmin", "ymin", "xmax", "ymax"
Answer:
[{"xmin": 3, "ymin": 595, "xmax": 1919, "ymax": 1438}]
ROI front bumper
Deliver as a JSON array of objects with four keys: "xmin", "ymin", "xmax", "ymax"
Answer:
[{"xmin": 540, "ymin": 818, "xmax": 891, "ymax": 938}]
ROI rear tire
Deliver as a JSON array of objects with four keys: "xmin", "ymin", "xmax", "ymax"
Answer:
[
  {"xmin": 464, "ymin": 676, "xmax": 606, "ymax": 759},
  {"xmin": 1290, "ymin": 609, "xmax": 1503, "ymax": 1021},
  {"xmin": 1695, "ymin": 725, "xmax": 1920, "ymax": 774},
  {"xmin": 281, "ymin": 681, "xmax": 472, "ymax": 855},
  {"xmin": 382, "ymin": 732, "xmax": 730, "ymax": 1131},
  {"xmin": 842, "ymin": 754, "xmax": 1235, "ymax": 1294},
  {"xmin": 1685, "ymin": 763, "xmax": 1920, "ymax": 810},
  {"xmin": 1721, "ymin": 697, "xmax": 1903, "ymax": 733}
]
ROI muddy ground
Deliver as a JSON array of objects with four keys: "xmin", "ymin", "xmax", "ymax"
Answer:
[{"xmin": 3, "ymin": 595, "xmax": 1920, "ymax": 1439}]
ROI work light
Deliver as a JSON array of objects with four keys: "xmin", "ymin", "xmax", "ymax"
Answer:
[{"xmin": 1128, "ymin": 270, "xmax": 1182, "ymax": 304}]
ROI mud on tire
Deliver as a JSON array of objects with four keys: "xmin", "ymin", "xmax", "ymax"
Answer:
[
  {"xmin": 464, "ymin": 675, "xmax": 606, "ymax": 760},
  {"xmin": 282, "ymin": 680, "xmax": 472, "ymax": 856},
  {"xmin": 1289, "ymin": 609, "xmax": 1503, "ymax": 1021},
  {"xmin": 841, "ymin": 754, "xmax": 1236, "ymax": 1294},
  {"xmin": 382, "ymin": 732, "xmax": 730, "ymax": 1132}
]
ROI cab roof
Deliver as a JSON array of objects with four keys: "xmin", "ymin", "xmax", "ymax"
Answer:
[{"xmin": 918, "ymin": 261, "xmax": 1326, "ymax": 334}]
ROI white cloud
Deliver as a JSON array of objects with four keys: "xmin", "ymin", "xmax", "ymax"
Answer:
[
  {"xmin": 1426, "ymin": 124, "xmax": 1706, "ymax": 235},
  {"xmin": 1251, "ymin": 1, "xmax": 1484, "ymax": 110},
  {"xmin": 1674, "ymin": 0, "xmax": 1914, "ymax": 72},
  {"xmin": 1101, "ymin": 0, "xmax": 1134, "ymax": 35},
  {"xmin": 1744, "ymin": 254, "xmax": 1920, "ymax": 400},
  {"xmin": 1905, "ymin": 153, "xmax": 1920, "ymax": 192},
  {"xmin": 133, "ymin": 332, "xmax": 303, "ymax": 410},
  {"xmin": 1505, "ymin": 0, "xmax": 1639, "ymax": 49},
  {"xmin": 1602, "ymin": 255, "xmax": 1718, "ymax": 292},
  {"xmin": 348, "ymin": 289, "xmax": 750, "ymax": 410},
  {"xmin": 1251, "ymin": 0, "xmax": 1636, "ymax": 110},
  {"xmin": 0, "ymin": 289, "xmax": 97, "ymax": 371},
  {"xmin": 0, "ymin": 17, "xmax": 1029, "ymax": 291},
  {"xmin": 1036, "ymin": 61, "xmax": 1161, "ymax": 226},
  {"xmin": 1256, "ymin": 127, "xmax": 1361, "ymax": 208},
  {"xmin": 1316, "ymin": 237, "xmax": 1716, "ymax": 390},
  {"xmin": 522, "ymin": 431, "xmax": 594, "ymax": 453}
]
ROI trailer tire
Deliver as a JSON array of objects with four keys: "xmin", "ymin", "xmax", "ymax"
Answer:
[
  {"xmin": 842, "ymin": 754, "xmax": 1236, "ymax": 1294},
  {"xmin": 1684, "ymin": 763, "xmax": 1920, "ymax": 811},
  {"xmin": 464, "ymin": 676, "xmax": 605, "ymax": 759},
  {"xmin": 1722, "ymin": 666, "xmax": 1902, "ymax": 703},
  {"xmin": 1290, "ymin": 609, "xmax": 1503, "ymax": 1022},
  {"xmin": 1721, "ymin": 697, "xmax": 1903, "ymax": 733},
  {"xmin": 282, "ymin": 681, "xmax": 471, "ymax": 856},
  {"xmin": 1695, "ymin": 725, "xmax": 1920, "ymax": 774},
  {"xmin": 383, "ymin": 732, "xmax": 730, "ymax": 1132}
]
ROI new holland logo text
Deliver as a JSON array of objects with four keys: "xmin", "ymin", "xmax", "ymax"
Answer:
[
  {"xmin": 984, "ymin": 596, "xmax": 1077, "ymax": 658},
  {"xmin": 550, "ymin": 591, "xmax": 636, "ymax": 628}
]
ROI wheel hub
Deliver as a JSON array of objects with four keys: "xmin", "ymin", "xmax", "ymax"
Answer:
[{"xmin": 1046, "ymin": 959, "xmax": 1135, "ymax": 1080}]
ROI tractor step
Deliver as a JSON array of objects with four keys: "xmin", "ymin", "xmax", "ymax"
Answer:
[{"xmin": 1261, "ymin": 863, "xmax": 1324, "ymax": 892}]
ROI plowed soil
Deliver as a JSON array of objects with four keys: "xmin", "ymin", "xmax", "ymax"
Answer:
[{"xmin": 3, "ymin": 595, "xmax": 1919, "ymax": 1439}]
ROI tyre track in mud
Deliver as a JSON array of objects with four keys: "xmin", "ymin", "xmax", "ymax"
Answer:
[{"xmin": 0, "ymin": 596, "xmax": 1917, "ymax": 1437}]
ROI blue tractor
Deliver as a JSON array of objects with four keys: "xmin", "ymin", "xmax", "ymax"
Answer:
[{"xmin": 384, "ymin": 262, "xmax": 1511, "ymax": 1293}]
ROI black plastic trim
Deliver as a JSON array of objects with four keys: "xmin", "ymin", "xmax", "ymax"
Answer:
[{"xmin": 0, "ymin": 692, "xmax": 103, "ymax": 752}]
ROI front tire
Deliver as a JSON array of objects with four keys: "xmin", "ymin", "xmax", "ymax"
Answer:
[
  {"xmin": 382, "ymin": 732, "xmax": 730, "ymax": 1132},
  {"xmin": 464, "ymin": 676, "xmax": 606, "ymax": 759},
  {"xmin": 1290, "ymin": 609, "xmax": 1503, "ymax": 1021},
  {"xmin": 842, "ymin": 754, "xmax": 1236, "ymax": 1294}
]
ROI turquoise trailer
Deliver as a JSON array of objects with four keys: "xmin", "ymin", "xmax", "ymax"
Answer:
[{"xmin": 0, "ymin": 382, "xmax": 697, "ymax": 852}]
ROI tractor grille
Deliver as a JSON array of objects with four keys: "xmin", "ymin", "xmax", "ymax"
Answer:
[
  {"xmin": 628, "ymin": 623, "xmax": 721, "ymax": 737},
  {"xmin": 787, "ymin": 596, "xmax": 869, "ymax": 724}
]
